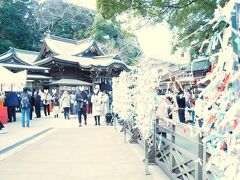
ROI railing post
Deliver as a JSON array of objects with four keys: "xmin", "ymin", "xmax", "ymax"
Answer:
[
  {"xmin": 202, "ymin": 140, "xmax": 207, "ymax": 180},
  {"xmin": 170, "ymin": 124, "xmax": 176, "ymax": 173},
  {"xmin": 153, "ymin": 119, "xmax": 156, "ymax": 161},
  {"xmin": 124, "ymin": 120, "xmax": 127, "ymax": 143},
  {"xmin": 148, "ymin": 120, "xmax": 156, "ymax": 164},
  {"xmin": 195, "ymin": 133, "xmax": 203, "ymax": 180},
  {"xmin": 144, "ymin": 139, "xmax": 150, "ymax": 175}
]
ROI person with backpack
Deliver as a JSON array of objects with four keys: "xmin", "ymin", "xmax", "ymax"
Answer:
[{"xmin": 20, "ymin": 87, "xmax": 31, "ymax": 128}]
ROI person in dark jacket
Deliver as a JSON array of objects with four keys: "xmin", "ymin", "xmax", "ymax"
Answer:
[
  {"xmin": 87, "ymin": 91, "xmax": 92, "ymax": 114},
  {"xmin": 4, "ymin": 91, "xmax": 19, "ymax": 122},
  {"xmin": 29, "ymin": 90, "xmax": 35, "ymax": 120},
  {"xmin": 34, "ymin": 91, "xmax": 41, "ymax": 118},
  {"xmin": 75, "ymin": 86, "xmax": 88, "ymax": 127},
  {"xmin": 176, "ymin": 91, "xmax": 186, "ymax": 123}
]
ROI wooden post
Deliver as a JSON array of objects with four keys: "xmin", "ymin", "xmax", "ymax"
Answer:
[{"xmin": 144, "ymin": 139, "xmax": 150, "ymax": 175}]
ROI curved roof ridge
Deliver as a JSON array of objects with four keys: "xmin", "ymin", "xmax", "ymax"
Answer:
[
  {"xmin": 0, "ymin": 48, "xmax": 32, "ymax": 65},
  {"xmin": 92, "ymin": 54, "xmax": 117, "ymax": 59},
  {"xmin": 48, "ymin": 34, "xmax": 92, "ymax": 45},
  {"xmin": 48, "ymin": 34, "xmax": 79, "ymax": 44},
  {"xmin": 92, "ymin": 41, "xmax": 105, "ymax": 56},
  {"xmin": 76, "ymin": 37, "xmax": 93, "ymax": 45},
  {"xmin": 14, "ymin": 48, "xmax": 40, "ymax": 55},
  {"xmin": 0, "ymin": 49, "xmax": 12, "ymax": 57}
]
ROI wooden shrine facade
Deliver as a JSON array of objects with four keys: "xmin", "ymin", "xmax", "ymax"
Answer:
[
  {"xmin": 0, "ymin": 34, "xmax": 130, "ymax": 91},
  {"xmin": 33, "ymin": 34, "xmax": 130, "ymax": 90}
]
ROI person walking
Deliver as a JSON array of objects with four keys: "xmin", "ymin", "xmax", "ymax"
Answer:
[
  {"xmin": 166, "ymin": 96, "xmax": 174, "ymax": 120},
  {"xmin": 91, "ymin": 86, "xmax": 102, "ymax": 126},
  {"xmin": 87, "ymin": 91, "xmax": 92, "ymax": 114},
  {"xmin": 20, "ymin": 87, "xmax": 31, "ymax": 128},
  {"xmin": 34, "ymin": 91, "xmax": 41, "ymax": 118},
  {"xmin": 176, "ymin": 90, "xmax": 186, "ymax": 123},
  {"xmin": 4, "ymin": 91, "xmax": 19, "ymax": 122},
  {"xmin": 75, "ymin": 86, "xmax": 88, "ymax": 127},
  {"xmin": 42, "ymin": 89, "xmax": 51, "ymax": 116},
  {"xmin": 70, "ymin": 92, "xmax": 76, "ymax": 115},
  {"xmin": 29, "ymin": 90, "xmax": 35, "ymax": 120},
  {"xmin": 189, "ymin": 93, "xmax": 197, "ymax": 124},
  {"xmin": 60, "ymin": 91, "xmax": 70, "ymax": 119},
  {"xmin": 101, "ymin": 90, "xmax": 110, "ymax": 125},
  {"xmin": 52, "ymin": 92, "xmax": 60, "ymax": 118}
]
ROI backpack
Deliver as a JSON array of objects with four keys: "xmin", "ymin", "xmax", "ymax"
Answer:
[{"xmin": 21, "ymin": 93, "xmax": 30, "ymax": 109}]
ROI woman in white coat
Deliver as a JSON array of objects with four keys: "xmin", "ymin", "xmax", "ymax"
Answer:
[
  {"xmin": 60, "ymin": 91, "xmax": 71, "ymax": 119},
  {"xmin": 91, "ymin": 87, "xmax": 102, "ymax": 125},
  {"xmin": 101, "ymin": 90, "xmax": 110, "ymax": 124}
]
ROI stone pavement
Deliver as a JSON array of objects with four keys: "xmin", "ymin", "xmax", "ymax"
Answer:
[
  {"xmin": 0, "ymin": 113, "xmax": 70, "ymax": 152},
  {"xmin": 0, "ymin": 113, "xmax": 170, "ymax": 180}
]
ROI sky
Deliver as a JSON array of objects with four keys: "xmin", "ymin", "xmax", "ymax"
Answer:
[
  {"xmin": 52, "ymin": 0, "xmax": 181, "ymax": 62},
  {"xmin": 134, "ymin": 23, "xmax": 173, "ymax": 60}
]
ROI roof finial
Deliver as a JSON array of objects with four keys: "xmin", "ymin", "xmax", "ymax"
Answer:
[
  {"xmin": 9, "ymin": 47, "xmax": 15, "ymax": 53},
  {"xmin": 44, "ymin": 30, "xmax": 51, "ymax": 37}
]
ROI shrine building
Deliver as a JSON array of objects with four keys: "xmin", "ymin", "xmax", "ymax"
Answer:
[{"xmin": 0, "ymin": 34, "xmax": 130, "ymax": 92}]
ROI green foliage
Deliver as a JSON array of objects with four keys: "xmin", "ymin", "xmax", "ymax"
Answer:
[
  {"xmin": 87, "ymin": 16, "xmax": 142, "ymax": 65},
  {"xmin": 0, "ymin": 0, "xmax": 36, "ymax": 53},
  {"xmin": 0, "ymin": 0, "xmax": 141, "ymax": 65},
  {"xmin": 37, "ymin": 0, "xmax": 95, "ymax": 40},
  {"xmin": 91, "ymin": 16, "xmax": 120, "ymax": 41},
  {"xmin": 97, "ymin": 0, "xmax": 230, "ymax": 56}
]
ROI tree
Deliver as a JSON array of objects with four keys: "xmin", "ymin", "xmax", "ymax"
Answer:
[
  {"xmin": 97, "ymin": 0, "xmax": 230, "ymax": 56},
  {"xmin": 34, "ymin": 0, "xmax": 95, "ymax": 39},
  {"xmin": 0, "ymin": 0, "xmax": 36, "ymax": 53},
  {"xmin": 0, "ymin": 0, "xmax": 141, "ymax": 65},
  {"xmin": 88, "ymin": 16, "xmax": 142, "ymax": 65}
]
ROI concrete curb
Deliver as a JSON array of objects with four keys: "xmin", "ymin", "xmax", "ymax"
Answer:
[{"xmin": 0, "ymin": 128, "xmax": 53, "ymax": 156}]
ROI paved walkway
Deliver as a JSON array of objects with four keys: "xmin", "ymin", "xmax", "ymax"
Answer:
[{"xmin": 0, "ymin": 113, "xmax": 169, "ymax": 180}]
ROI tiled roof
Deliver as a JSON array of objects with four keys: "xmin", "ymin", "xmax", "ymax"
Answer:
[
  {"xmin": 32, "ymin": 34, "xmax": 130, "ymax": 72},
  {"xmin": 27, "ymin": 74, "xmax": 52, "ymax": 80},
  {"xmin": 0, "ymin": 63, "xmax": 50, "ymax": 70},
  {"xmin": 55, "ymin": 55, "xmax": 130, "ymax": 71},
  {"xmin": 49, "ymin": 79, "xmax": 92, "ymax": 86},
  {"xmin": 186, "ymin": 58, "xmax": 211, "ymax": 72},
  {"xmin": 34, "ymin": 55, "xmax": 130, "ymax": 72},
  {"xmin": 0, "ymin": 48, "xmax": 39, "ymax": 65},
  {"xmin": 44, "ymin": 34, "xmax": 102, "ymax": 56},
  {"xmin": 14, "ymin": 48, "xmax": 39, "ymax": 64}
]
